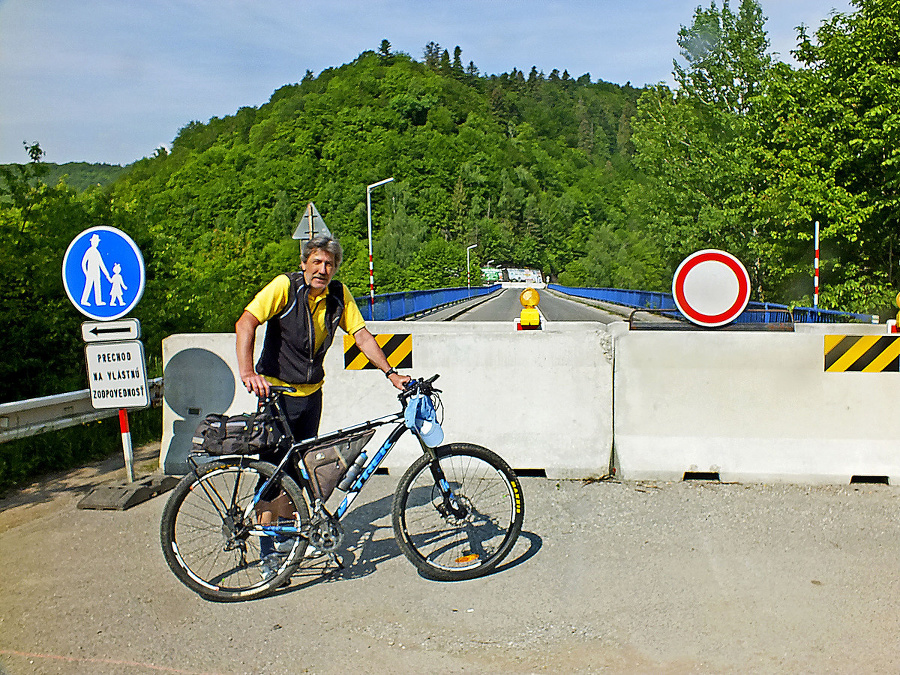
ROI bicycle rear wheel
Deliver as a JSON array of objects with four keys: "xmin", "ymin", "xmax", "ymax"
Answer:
[
  {"xmin": 160, "ymin": 458, "xmax": 309, "ymax": 601},
  {"xmin": 392, "ymin": 443, "xmax": 524, "ymax": 581}
]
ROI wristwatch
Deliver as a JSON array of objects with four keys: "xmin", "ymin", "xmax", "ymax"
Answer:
[{"xmin": 385, "ymin": 367, "xmax": 397, "ymax": 378}]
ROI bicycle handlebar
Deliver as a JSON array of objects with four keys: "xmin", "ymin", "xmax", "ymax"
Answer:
[
  {"xmin": 399, "ymin": 374, "xmax": 440, "ymax": 403},
  {"xmin": 261, "ymin": 378, "xmax": 439, "ymax": 407}
]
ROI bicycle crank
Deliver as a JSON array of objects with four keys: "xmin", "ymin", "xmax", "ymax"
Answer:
[{"xmin": 308, "ymin": 516, "xmax": 344, "ymax": 553}]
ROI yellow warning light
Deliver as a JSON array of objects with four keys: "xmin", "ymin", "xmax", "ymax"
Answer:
[
  {"xmin": 520, "ymin": 288, "xmax": 540, "ymax": 308},
  {"xmin": 519, "ymin": 306, "xmax": 541, "ymax": 327},
  {"xmin": 517, "ymin": 287, "xmax": 541, "ymax": 329}
]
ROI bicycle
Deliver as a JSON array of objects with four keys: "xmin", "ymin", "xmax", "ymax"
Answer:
[{"xmin": 160, "ymin": 375, "xmax": 525, "ymax": 601}]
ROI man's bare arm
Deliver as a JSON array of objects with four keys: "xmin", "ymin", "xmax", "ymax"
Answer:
[
  {"xmin": 353, "ymin": 327, "xmax": 411, "ymax": 390},
  {"xmin": 235, "ymin": 310, "xmax": 269, "ymax": 397}
]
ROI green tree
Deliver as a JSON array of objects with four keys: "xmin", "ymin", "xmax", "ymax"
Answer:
[
  {"xmin": 630, "ymin": 0, "xmax": 776, "ymax": 293},
  {"xmin": 746, "ymin": 0, "xmax": 900, "ymax": 313}
]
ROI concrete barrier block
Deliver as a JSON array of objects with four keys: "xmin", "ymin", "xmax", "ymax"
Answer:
[
  {"xmin": 161, "ymin": 322, "xmax": 615, "ymax": 479},
  {"xmin": 160, "ymin": 332, "xmax": 260, "ymax": 473},
  {"xmin": 614, "ymin": 331, "xmax": 900, "ymax": 484}
]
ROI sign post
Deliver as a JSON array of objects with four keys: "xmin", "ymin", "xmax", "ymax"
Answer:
[
  {"xmin": 62, "ymin": 227, "xmax": 148, "ymax": 486},
  {"xmin": 63, "ymin": 227, "xmax": 176, "ymax": 510}
]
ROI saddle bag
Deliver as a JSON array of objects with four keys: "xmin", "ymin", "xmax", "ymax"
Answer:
[
  {"xmin": 191, "ymin": 412, "xmax": 282, "ymax": 456},
  {"xmin": 303, "ymin": 429, "xmax": 376, "ymax": 501}
]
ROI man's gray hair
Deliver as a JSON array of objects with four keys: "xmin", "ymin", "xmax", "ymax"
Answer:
[{"xmin": 301, "ymin": 234, "xmax": 343, "ymax": 270}]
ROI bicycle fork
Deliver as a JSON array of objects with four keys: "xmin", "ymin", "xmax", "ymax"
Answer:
[{"xmin": 423, "ymin": 445, "xmax": 468, "ymax": 520}]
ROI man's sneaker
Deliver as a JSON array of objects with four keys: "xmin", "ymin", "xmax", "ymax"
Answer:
[
  {"xmin": 258, "ymin": 553, "xmax": 283, "ymax": 581},
  {"xmin": 274, "ymin": 535, "xmax": 297, "ymax": 554},
  {"xmin": 305, "ymin": 544, "xmax": 326, "ymax": 559}
]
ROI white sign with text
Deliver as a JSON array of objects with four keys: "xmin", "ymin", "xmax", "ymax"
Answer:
[{"xmin": 84, "ymin": 340, "xmax": 149, "ymax": 409}]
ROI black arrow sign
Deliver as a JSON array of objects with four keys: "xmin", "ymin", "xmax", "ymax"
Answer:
[{"xmin": 90, "ymin": 326, "xmax": 131, "ymax": 336}]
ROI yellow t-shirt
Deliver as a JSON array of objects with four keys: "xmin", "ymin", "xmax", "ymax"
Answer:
[{"xmin": 245, "ymin": 276, "xmax": 366, "ymax": 396}]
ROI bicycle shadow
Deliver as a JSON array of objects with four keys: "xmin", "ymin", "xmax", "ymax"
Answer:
[
  {"xmin": 267, "ymin": 491, "xmax": 397, "ymax": 596},
  {"xmin": 271, "ymin": 487, "xmax": 543, "ymax": 597}
]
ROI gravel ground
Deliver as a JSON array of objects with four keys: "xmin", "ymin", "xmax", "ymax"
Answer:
[{"xmin": 1, "ymin": 446, "xmax": 898, "ymax": 674}]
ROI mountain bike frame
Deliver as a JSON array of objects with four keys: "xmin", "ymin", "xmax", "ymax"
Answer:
[{"xmin": 194, "ymin": 380, "xmax": 458, "ymax": 544}]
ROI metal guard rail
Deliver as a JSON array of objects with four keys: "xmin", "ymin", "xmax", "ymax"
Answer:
[
  {"xmin": 0, "ymin": 378, "xmax": 163, "ymax": 443},
  {"xmin": 355, "ymin": 284, "xmax": 501, "ymax": 321},
  {"xmin": 548, "ymin": 284, "xmax": 878, "ymax": 324}
]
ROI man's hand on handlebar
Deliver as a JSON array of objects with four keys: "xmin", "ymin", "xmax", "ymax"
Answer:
[
  {"xmin": 399, "ymin": 374, "xmax": 440, "ymax": 400},
  {"xmin": 388, "ymin": 371, "xmax": 412, "ymax": 391}
]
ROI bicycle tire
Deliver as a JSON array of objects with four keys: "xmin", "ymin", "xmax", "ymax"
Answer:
[
  {"xmin": 160, "ymin": 458, "xmax": 309, "ymax": 601},
  {"xmin": 391, "ymin": 443, "xmax": 524, "ymax": 581}
]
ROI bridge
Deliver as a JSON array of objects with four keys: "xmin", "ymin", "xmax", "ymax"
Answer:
[
  {"xmin": 2, "ymin": 282, "xmax": 898, "ymax": 674},
  {"xmin": 157, "ymin": 283, "xmax": 900, "ymax": 486}
]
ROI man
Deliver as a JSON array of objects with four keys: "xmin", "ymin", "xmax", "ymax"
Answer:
[
  {"xmin": 80, "ymin": 233, "xmax": 112, "ymax": 306},
  {"xmin": 235, "ymin": 234, "xmax": 409, "ymax": 574}
]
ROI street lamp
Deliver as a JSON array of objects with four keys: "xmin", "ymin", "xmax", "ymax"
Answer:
[
  {"xmin": 466, "ymin": 243, "xmax": 477, "ymax": 295},
  {"xmin": 366, "ymin": 177, "xmax": 394, "ymax": 321}
]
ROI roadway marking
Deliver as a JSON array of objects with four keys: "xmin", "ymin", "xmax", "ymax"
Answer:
[
  {"xmin": 824, "ymin": 335, "xmax": 900, "ymax": 372},
  {"xmin": 0, "ymin": 649, "xmax": 223, "ymax": 674}
]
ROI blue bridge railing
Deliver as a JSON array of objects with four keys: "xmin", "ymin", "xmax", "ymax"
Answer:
[
  {"xmin": 355, "ymin": 285, "xmax": 501, "ymax": 321},
  {"xmin": 548, "ymin": 284, "xmax": 878, "ymax": 324}
]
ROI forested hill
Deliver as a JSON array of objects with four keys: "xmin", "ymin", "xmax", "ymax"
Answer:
[{"xmin": 111, "ymin": 44, "xmax": 646, "ymax": 337}]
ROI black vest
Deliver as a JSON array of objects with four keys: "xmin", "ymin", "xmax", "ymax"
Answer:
[{"xmin": 255, "ymin": 274, "xmax": 346, "ymax": 385}]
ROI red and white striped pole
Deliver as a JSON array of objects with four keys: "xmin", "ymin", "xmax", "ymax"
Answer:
[
  {"xmin": 119, "ymin": 408, "xmax": 135, "ymax": 483},
  {"xmin": 814, "ymin": 220, "xmax": 820, "ymax": 309}
]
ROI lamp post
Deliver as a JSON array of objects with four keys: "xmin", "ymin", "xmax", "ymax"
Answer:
[
  {"xmin": 366, "ymin": 177, "xmax": 394, "ymax": 321},
  {"xmin": 466, "ymin": 243, "xmax": 477, "ymax": 295}
]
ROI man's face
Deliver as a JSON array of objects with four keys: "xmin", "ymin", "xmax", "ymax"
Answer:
[{"xmin": 301, "ymin": 249, "xmax": 336, "ymax": 294}]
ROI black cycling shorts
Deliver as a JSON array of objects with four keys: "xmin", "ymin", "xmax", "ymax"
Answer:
[{"xmin": 258, "ymin": 389, "xmax": 322, "ymax": 500}]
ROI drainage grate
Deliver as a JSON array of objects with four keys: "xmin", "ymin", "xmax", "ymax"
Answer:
[
  {"xmin": 850, "ymin": 475, "xmax": 889, "ymax": 485},
  {"xmin": 515, "ymin": 469, "xmax": 547, "ymax": 478},
  {"xmin": 683, "ymin": 472, "xmax": 720, "ymax": 481}
]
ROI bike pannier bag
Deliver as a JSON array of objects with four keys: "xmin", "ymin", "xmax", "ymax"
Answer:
[
  {"xmin": 302, "ymin": 429, "xmax": 376, "ymax": 501},
  {"xmin": 191, "ymin": 413, "xmax": 282, "ymax": 456}
]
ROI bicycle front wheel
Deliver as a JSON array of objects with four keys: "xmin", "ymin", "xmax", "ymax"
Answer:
[
  {"xmin": 160, "ymin": 458, "xmax": 309, "ymax": 602},
  {"xmin": 392, "ymin": 443, "xmax": 524, "ymax": 581}
]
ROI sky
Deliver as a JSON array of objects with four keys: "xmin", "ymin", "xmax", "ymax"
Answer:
[{"xmin": 0, "ymin": 0, "xmax": 855, "ymax": 166}]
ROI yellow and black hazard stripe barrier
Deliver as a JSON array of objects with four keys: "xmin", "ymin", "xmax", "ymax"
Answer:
[
  {"xmin": 824, "ymin": 335, "xmax": 900, "ymax": 372},
  {"xmin": 343, "ymin": 333, "xmax": 412, "ymax": 370}
]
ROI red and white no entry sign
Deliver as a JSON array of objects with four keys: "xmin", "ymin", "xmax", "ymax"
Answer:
[{"xmin": 672, "ymin": 249, "xmax": 750, "ymax": 327}]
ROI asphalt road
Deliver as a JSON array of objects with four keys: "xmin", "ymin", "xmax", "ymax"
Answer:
[
  {"xmin": 1, "ymin": 443, "xmax": 898, "ymax": 674},
  {"xmin": 421, "ymin": 288, "xmax": 627, "ymax": 324}
]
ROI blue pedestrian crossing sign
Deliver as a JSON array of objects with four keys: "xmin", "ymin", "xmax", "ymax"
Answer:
[{"xmin": 62, "ymin": 226, "xmax": 145, "ymax": 321}]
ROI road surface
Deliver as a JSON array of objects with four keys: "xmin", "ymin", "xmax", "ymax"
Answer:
[
  {"xmin": 1, "ymin": 443, "xmax": 898, "ymax": 674},
  {"xmin": 421, "ymin": 288, "xmax": 626, "ymax": 324}
]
